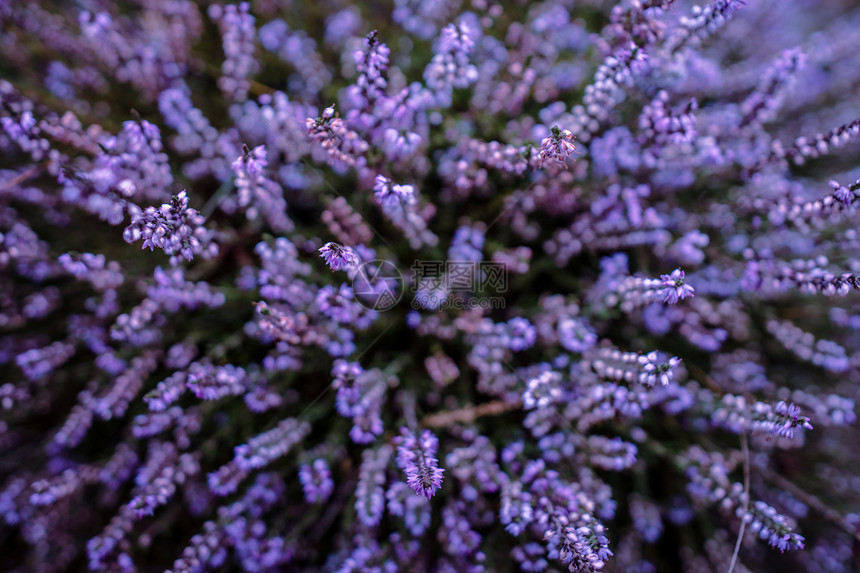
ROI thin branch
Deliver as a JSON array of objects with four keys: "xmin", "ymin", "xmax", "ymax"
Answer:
[
  {"xmin": 754, "ymin": 459, "xmax": 860, "ymax": 543},
  {"xmin": 200, "ymin": 175, "xmax": 234, "ymax": 220},
  {"xmin": 728, "ymin": 432, "xmax": 750, "ymax": 573},
  {"xmin": 421, "ymin": 399, "xmax": 516, "ymax": 429},
  {"xmin": 0, "ymin": 165, "xmax": 39, "ymax": 192}
]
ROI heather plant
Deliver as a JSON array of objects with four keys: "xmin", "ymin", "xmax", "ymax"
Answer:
[{"xmin": 2, "ymin": 0, "xmax": 860, "ymax": 571}]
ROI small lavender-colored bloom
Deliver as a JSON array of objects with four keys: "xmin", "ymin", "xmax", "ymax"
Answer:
[
  {"xmin": 15, "ymin": 341, "xmax": 76, "ymax": 381},
  {"xmin": 660, "ymin": 269, "xmax": 695, "ymax": 304},
  {"xmin": 770, "ymin": 532, "xmax": 806, "ymax": 553},
  {"xmin": 144, "ymin": 371, "xmax": 188, "ymax": 412},
  {"xmin": 545, "ymin": 512, "xmax": 613, "ymax": 572},
  {"xmin": 318, "ymin": 242, "xmax": 360, "ymax": 271},
  {"xmin": 558, "ymin": 317, "xmax": 597, "ymax": 353},
  {"xmin": 373, "ymin": 174, "xmax": 415, "ymax": 206},
  {"xmin": 500, "ymin": 479, "xmax": 535, "ymax": 536},
  {"xmin": 753, "ymin": 400, "xmax": 814, "ymax": 439},
  {"xmin": 506, "ymin": 317, "xmax": 537, "ymax": 351},
  {"xmin": 638, "ymin": 353, "xmax": 682, "ymax": 387},
  {"xmin": 231, "ymin": 143, "xmax": 266, "ymax": 176},
  {"xmin": 374, "ymin": 179, "xmax": 438, "ymax": 248},
  {"xmin": 298, "ymin": 459, "xmax": 334, "ymax": 503},
  {"xmin": 523, "ymin": 371, "xmax": 563, "ymax": 410},
  {"xmin": 588, "ymin": 436, "xmax": 638, "ymax": 471},
  {"xmin": 126, "ymin": 442, "xmax": 199, "ymax": 519},
  {"xmin": 537, "ymin": 126, "xmax": 578, "ymax": 168},
  {"xmin": 331, "ymin": 362, "xmax": 387, "ymax": 442}
]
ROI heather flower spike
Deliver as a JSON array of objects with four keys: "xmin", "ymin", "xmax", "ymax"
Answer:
[
  {"xmin": 318, "ymin": 241, "xmax": 359, "ymax": 271},
  {"xmin": 714, "ymin": 396, "xmax": 814, "ymax": 439},
  {"xmin": 395, "ymin": 428, "xmax": 445, "ymax": 500}
]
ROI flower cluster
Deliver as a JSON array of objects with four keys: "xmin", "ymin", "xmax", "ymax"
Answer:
[
  {"xmin": 395, "ymin": 428, "xmax": 445, "ymax": 500},
  {"xmin": 713, "ymin": 396, "xmax": 814, "ymax": 439},
  {"xmin": 123, "ymin": 190, "xmax": 217, "ymax": 263},
  {"xmin": 318, "ymin": 241, "xmax": 360, "ymax": 271}
]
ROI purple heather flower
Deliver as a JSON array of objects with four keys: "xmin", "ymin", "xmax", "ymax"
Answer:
[
  {"xmin": 126, "ymin": 442, "xmax": 199, "ymax": 519},
  {"xmin": 638, "ymin": 353, "xmax": 682, "ymax": 387},
  {"xmin": 588, "ymin": 435, "xmax": 638, "ymax": 471},
  {"xmin": 209, "ymin": 2, "xmax": 258, "ymax": 102},
  {"xmin": 231, "ymin": 144, "xmax": 293, "ymax": 232},
  {"xmin": 448, "ymin": 224, "xmax": 485, "ymax": 263},
  {"xmin": 522, "ymin": 371, "xmax": 563, "ymax": 410},
  {"xmin": 356, "ymin": 445, "xmax": 391, "ymax": 527},
  {"xmin": 375, "ymin": 182, "xmax": 438, "ymax": 248},
  {"xmin": 754, "ymin": 400, "xmax": 814, "ymax": 438},
  {"xmin": 714, "ymin": 395, "xmax": 816, "ymax": 437},
  {"xmin": 231, "ymin": 143, "xmax": 266, "ymax": 175},
  {"xmin": 766, "ymin": 319, "xmax": 850, "ymax": 372},
  {"xmin": 537, "ymin": 125, "xmax": 579, "ymax": 168},
  {"xmin": 395, "ymin": 428, "xmax": 445, "ymax": 500},
  {"xmin": 667, "ymin": 0, "xmax": 747, "ymax": 52},
  {"xmin": 123, "ymin": 190, "xmax": 218, "ymax": 263},
  {"xmin": 386, "ymin": 482, "xmax": 431, "ymax": 536},
  {"xmin": 305, "ymin": 104, "xmax": 370, "ymax": 173},
  {"xmin": 208, "ymin": 418, "xmax": 310, "ymax": 496},
  {"xmin": 185, "ymin": 363, "xmax": 250, "ymax": 401},
  {"xmin": 545, "ymin": 512, "xmax": 613, "ymax": 572},
  {"xmin": 373, "ymin": 174, "xmax": 415, "ymax": 206},
  {"xmin": 770, "ymin": 532, "xmax": 806, "ymax": 553},
  {"xmin": 331, "ymin": 362, "xmax": 387, "ymax": 443},
  {"xmin": 15, "ymin": 341, "xmax": 76, "ymax": 381},
  {"xmin": 630, "ymin": 496, "xmax": 664, "ymax": 543},
  {"xmin": 325, "ymin": 8, "xmax": 362, "ymax": 47},
  {"xmin": 558, "ymin": 317, "xmax": 597, "ymax": 353},
  {"xmin": 506, "ymin": 317, "xmax": 538, "ymax": 352},
  {"xmin": 659, "ymin": 268, "xmax": 695, "ymax": 304},
  {"xmin": 353, "ymin": 30, "xmax": 390, "ymax": 98},
  {"xmin": 318, "ymin": 242, "xmax": 360, "ymax": 271},
  {"xmin": 424, "ymin": 22, "xmax": 478, "ymax": 105},
  {"xmin": 259, "ymin": 19, "xmax": 330, "ymax": 100},
  {"xmin": 747, "ymin": 500, "xmax": 806, "ymax": 552},
  {"xmin": 298, "ymin": 459, "xmax": 334, "ymax": 503}
]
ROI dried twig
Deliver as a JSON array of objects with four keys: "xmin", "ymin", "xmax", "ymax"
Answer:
[{"xmin": 421, "ymin": 399, "xmax": 516, "ymax": 428}]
